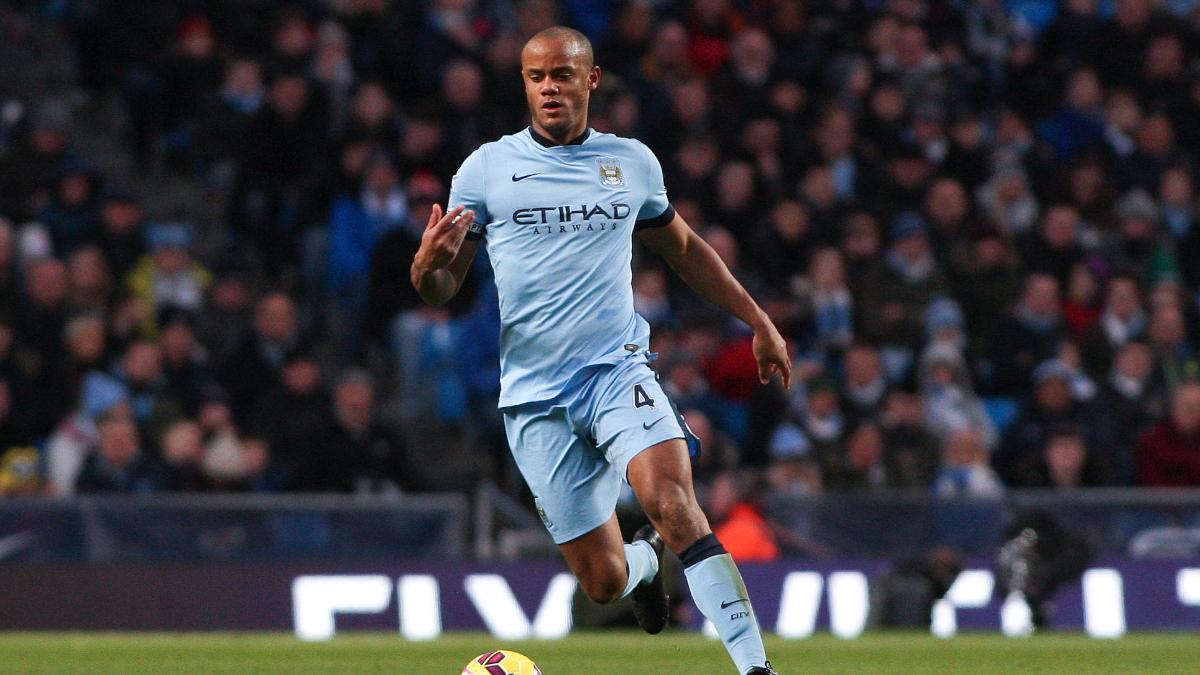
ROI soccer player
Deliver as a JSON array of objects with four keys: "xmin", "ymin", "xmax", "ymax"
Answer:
[{"xmin": 412, "ymin": 27, "xmax": 789, "ymax": 675}]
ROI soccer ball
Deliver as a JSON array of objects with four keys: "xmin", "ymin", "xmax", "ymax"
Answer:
[{"xmin": 461, "ymin": 649, "xmax": 542, "ymax": 675}]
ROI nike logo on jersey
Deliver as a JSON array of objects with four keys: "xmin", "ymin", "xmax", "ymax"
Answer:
[
  {"xmin": 720, "ymin": 598, "xmax": 749, "ymax": 609},
  {"xmin": 642, "ymin": 417, "xmax": 666, "ymax": 430},
  {"xmin": 512, "ymin": 172, "xmax": 539, "ymax": 182}
]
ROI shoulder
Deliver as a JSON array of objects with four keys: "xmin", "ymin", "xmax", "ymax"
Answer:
[
  {"xmin": 476, "ymin": 131, "xmax": 530, "ymax": 157},
  {"xmin": 590, "ymin": 131, "xmax": 655, "ymax": 160}
]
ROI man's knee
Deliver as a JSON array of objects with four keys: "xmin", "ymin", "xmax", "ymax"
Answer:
[{"xmin": 642, "ymin": 481, "xmax": 697, "ymax": 527}]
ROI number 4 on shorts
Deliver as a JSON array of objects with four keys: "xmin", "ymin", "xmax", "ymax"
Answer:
[{"xmin": 633, "ymin": 384, "xmax": 656, "ymax": 409}]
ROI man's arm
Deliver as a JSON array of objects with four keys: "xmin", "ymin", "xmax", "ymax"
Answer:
[
  {"xmin": 411, "ymin": 204, "xmax": 481, "ymax": 305},
  {"xmin": 636, "ymin": 214, "xmax": 792, "ymax": 388}
]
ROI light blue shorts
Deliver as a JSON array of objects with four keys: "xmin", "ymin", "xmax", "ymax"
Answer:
[{"xmin": 502, "ymin": 353, "xmax": 686, "ymax": 544}]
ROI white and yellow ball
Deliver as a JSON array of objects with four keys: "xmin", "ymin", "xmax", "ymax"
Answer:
[{"xmin": 461, "ymin": 649, "xmax": 542, "ymax": 675}]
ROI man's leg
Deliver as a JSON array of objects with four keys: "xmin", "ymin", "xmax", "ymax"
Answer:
[
  {"xmin": 628, "ymin": 439, "xmax": 771, "ymax": 675},
  {"xmin": 557, "ymin": 514, "xmax": 659, "ymax": 604},
  {"xmin": 502, "ymin": 405, "xmax": 657, "ymax": 605}
]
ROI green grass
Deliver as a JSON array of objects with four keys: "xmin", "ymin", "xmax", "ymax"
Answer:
[{"xmin": 0, "ymin": 632, "xmax": 1198, "ymax": 674}]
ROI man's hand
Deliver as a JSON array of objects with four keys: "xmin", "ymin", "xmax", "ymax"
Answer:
[
  {"xmin": 414, "ymin": 204, "xmax": 475, "ymax": 272},
  {"xmin": 753, "ymin": 321, "xmax": 792, "ymax": 389},
  {"xmin": 411, "ymin": 204, "xmax": 480, "ymax": 305}
]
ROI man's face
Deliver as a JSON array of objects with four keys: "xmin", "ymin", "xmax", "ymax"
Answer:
[
  {"xmin": 1036, "ymin": 377, "xmax": 1073, "ymax": 412},
  {"xmin": 256, "ymin": 294, "xmax": 297, "ymax": 342},
  {"xmin": 1150, "ymin": 307, "xmax": 1185, "ymax": 346},
  {"xmin": 99, "ymin": 416, "xmax": 140, "ymax": 467},
  {"xmin": 123, "ymin": 342, "xmax": 162, "ymax": 385},
  {"xmin": 846, "ymin": 348, "xmax": 881, "ymax": 386},
  {"xmin": 1172, "ymin": 384, "xmax": 1200, "ymax": 435},
  {"xmin": 926, "ymin": 180, "xmax": 967, "ymax": 228},
  {"xmin": 283, "ymin": 359, "xmax": 321, "ymax": 394},
  {"xmin": 28, "ymin": 259, "xmax": 69, "ymax": 309},
  {"xmin": 1114, "ymin": 342, "xmax": 1153, "ymax": 380},
  {"xmin": 521, "ymin": 36, "xmax": 599, "ymax": 140},
  {"xmin": 1025, "ymin": 275, "xmax": 1061, "ymax": 318},
  {"xmin": 335, "ymin": 381, "xmax": 375, "ymax": 429},
  {"xmin": 1106, "ymin": 278, "xmax": 1141, "ymax": 319},
  {"xmin": 1042, "ymin": 207, "xmax": 1079, "ymax": 248},
  {"xmin": 102, "ymin": 202, "xmax": 143, "ymax": 233}
]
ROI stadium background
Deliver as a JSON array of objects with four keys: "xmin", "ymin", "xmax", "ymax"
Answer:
[{"xmin": 2, "ymin": 0, "xmax": 1200, "ymax": 668}]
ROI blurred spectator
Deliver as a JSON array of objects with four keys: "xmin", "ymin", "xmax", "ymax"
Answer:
[
  {"xmin": 1147, "ymin": 303, "xmax": 1200, "ymax": 394},
  {"xmin": 934, "ymin": 429, "xmax": 1004, "ymax": 497},
  {"xmin": 325, "ymin": 150, "xmax": 408, "ymax": 360},
  {"xmin": 765, "ymin": 425, "xmax": 822, "ymax": 499},
  {"xmin": 995, "ymin": 359, "xmax": 1100, "ymax": 486},
  {"xmin": 75, "ymin": 410, "xmax": 163, "ymax": 494},
  {"xmin": 38, "ymin": 161, "xmax": 99, "ymax": 254},
  {"xmin": 880, "ymin": 391, "xmax": 939, "ymax": 489},
  {"xmin": 0, "ymin": 103, "xmax": 71, "ymax": 222},
  {"xmin": 1018, "ymin": 204, "xmax": 1086, "ymax": 288},
  {"xmin": 0, "ymin": 378, "xmax": 38, "ymax": 496},
  {"xmin": 1036, "ymin": 425, "xmax": 1104, "ymax": 488},
  {"xmin": 1137, "ymin": 381, "xmax": 1200, "ymax": 487},
  {"xmin": 198, "ymin": 58, "xmax": 265, "ymax": 175},
  {"xmin": 252, "ymin": 349, "xmax": 330, "ymax": 489},
  {"xmin": 220, "ymin": 292, "xmax": 305, "ymax": 428},
  {"xmin": 6, "ymin": 0, "xmax": 1200, "ymax": 499},
  {"xmin": 919, "ymin": 343, "xmax": 997, "ymax": 451},
  {"xmin": 57, "ymin": 312, "xmax": 110, "ymax": 406},
  {"xmin": 161, "ymin": 418, "xmax": 208, "ymax": 491},
  {"xmin": 0, "ymin": 219, "xmax": 18, "ymax": 313},
  {"xmin": 861, "ymin": 212, "xmax": 949, "ymax": 371},
  {"xmin": 956, "ymin": 229, "xmax": 1022, "ymax": 357},
  {"xmin": 747, "ymin": 200, "xmax": 813, "ymax": 292},
  {"xmin": 688, "ymin": 407, "xmax": 741, "ymax": 483},
  {"xmin": 840, "ymin": 344, "xmax": 890, "ymax": 427},
  {"xmin": 796, "ymin": 247, "xmax": 853, "ymax": 360},
  {"xmin": 158, "ymin": 307, "xmax": 213, "ymax": 417},
  {"xmin": 113, "ymin": 339, "xmax": 173, "ymax": 437},
  {"xmin": 45, "ymin": 372, "xmax": 130, "ymax": 495},
  {"xmin": 923, "ymin": 178, "xmax": 972, "ymax": 271},
  {"xmin": 159, "ymin": 16, "xmax": 222, "ymax": 172},
  {"xmin": 301, "ymin": 369, "xmax": 409, "ymax": 493},
  {"xmin": 231, "ymin": 73, "xmax": 328, "ymax": 278},
  {"xmin": 791, "ymin": 378, "xmax": 844, "ymax": 461},
  {"xmin": 1081, "ymin": 273, "xmax": 1147, "ymax": 374},
  {"xmin": 991, "ymin": 273, "xmax": 1068, "ymax": 394},
  {"xmin": 1062, "ymin": 261, "xmax": 1104, "ymax": 341},
  {"xmin": 91, "ymin": 186, "xmax": 146, "ymax": 282},
  {"xmin": 633, "ymin": 267, "xmax": 672, "ymax": 328},
  {"xmin": 196, "ymin": 269, "xmax": 253, "ymax": 364},
  {"xmin": 125, "ymin": 222, "xmax": 211, "ymax": 336},
  {"xmin": 825, "ymin": 421, "xmax": 888, "ymax": 491},
  {"xmin": 708, "ymin": 469, "xmax": 781, "ymax": 563},
  {"xmin": 1096, "ymin": 341, "xmax": 1163, "ymax": 485},
  {"xmin": 67, "ymin": 245, "xmax": 114, "ymax": 313}
]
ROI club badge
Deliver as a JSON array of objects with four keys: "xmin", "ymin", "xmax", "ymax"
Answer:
[{"xmin": 597, "ymin": 157, "xmax": 625, "ymax": 187}]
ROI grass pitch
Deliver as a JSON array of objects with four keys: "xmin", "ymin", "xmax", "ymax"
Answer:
[{"xmin": 0, "ymin": 631, "xmax": 1198, "ymax": 674}]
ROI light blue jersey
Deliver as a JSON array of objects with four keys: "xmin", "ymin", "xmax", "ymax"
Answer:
[{"xmin": 448, "ymin": 127, "xmax": 675, "ymax": 408}]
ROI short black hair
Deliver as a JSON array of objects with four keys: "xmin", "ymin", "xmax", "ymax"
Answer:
[{"xmin": 525, "ymin": 26, "xmax": 595, "ymax": 68}]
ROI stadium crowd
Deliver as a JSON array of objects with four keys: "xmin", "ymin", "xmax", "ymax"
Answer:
[{"xmin": 0, "ymin": 0, "xmax": 1199, "ymax": 514}]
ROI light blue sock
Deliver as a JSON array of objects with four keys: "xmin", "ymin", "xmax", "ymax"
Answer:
[
  {"xmin": 685, "ymin": 553, "xmax": 768, "ymax": 674},
  {"xmin": 620, "ymin": 540, "xmax": 658, "ymax": 599}
]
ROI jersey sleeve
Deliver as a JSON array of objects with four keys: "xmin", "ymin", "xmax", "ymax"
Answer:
[
  {"xmin": 634, "ymin": 142, "xmax": 675, "ymax": 230},
  {"xmin": 449, "ymin": 146, "xmax": 490, "ymax": 240}
]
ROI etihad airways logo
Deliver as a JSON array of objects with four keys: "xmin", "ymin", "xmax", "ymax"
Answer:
[{"xmin": 513, "ymin": 202, "xmax": 630, "ymax": 235}]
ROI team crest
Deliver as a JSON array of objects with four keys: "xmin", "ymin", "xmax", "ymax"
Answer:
[{"xmin": 597, "ymin": 157, "xmax": 625, "ymax": 187}]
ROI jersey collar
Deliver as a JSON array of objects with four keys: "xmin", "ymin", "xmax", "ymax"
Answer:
[{"xmin": 529, "ymin": 126, "xmax": 591, "ymax": 148}]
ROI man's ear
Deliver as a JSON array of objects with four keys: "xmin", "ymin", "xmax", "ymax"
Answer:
[{"xmin": 589, "ymin": 66, "xmax": 601, "ymax": 92}]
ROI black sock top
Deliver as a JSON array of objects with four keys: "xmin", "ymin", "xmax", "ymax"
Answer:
[{"xmin": 679, "ymin": 532, "xmax": 727, "ymax": 568}]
